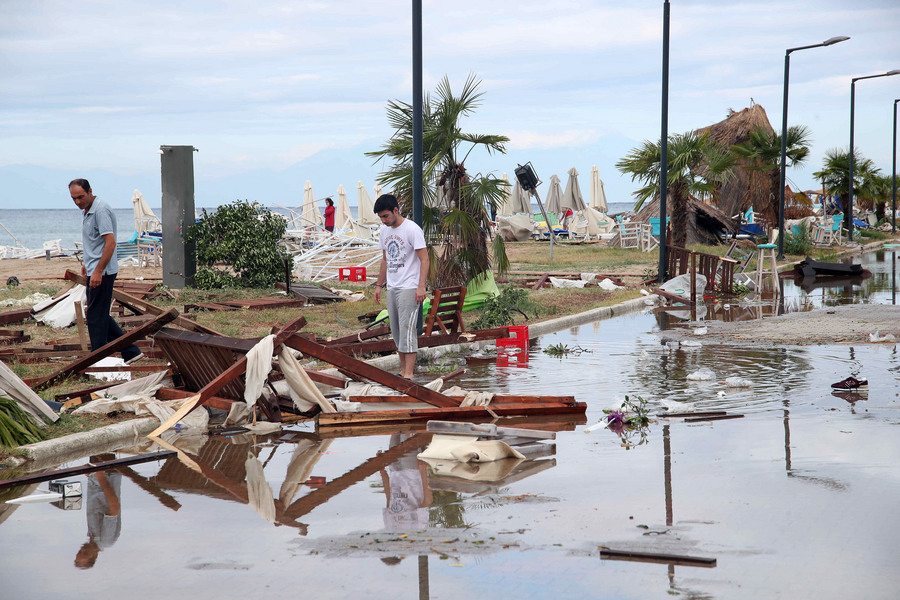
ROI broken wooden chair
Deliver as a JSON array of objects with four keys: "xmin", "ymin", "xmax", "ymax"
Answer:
[{"xmin": 424, "ymin": 286, "xmax": 466, "ymax": 336}]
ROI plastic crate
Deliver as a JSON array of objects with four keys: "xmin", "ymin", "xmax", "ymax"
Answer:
[{"xmin": 338, "ymin": 267, "xmax": 367, "ymax": 281}]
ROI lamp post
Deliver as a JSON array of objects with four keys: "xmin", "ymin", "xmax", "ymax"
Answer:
[
  {"xmin": 848, "ymin": 69, "xmax": 900, "ymax": 241},
  {"xmin": 411, "ymin": 0, "xmax": 423, "ymax": 227},
  {"xmin": 893, "ymin": 98, "xmax": 899, "ymax": 233},
  {"xmin": 658, "ymin": 0, "xmax": 670, "ymax": 283},
  {"xmin": 776, "ymin": 36, "xmax": 849, "ymax": 260}
]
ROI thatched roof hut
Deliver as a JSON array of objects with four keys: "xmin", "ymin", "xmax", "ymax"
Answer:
[
  {"xmin": 635, "ymin": 196, "xmax": 736, "ymax": 246},
  {"xmin": 696, "ymin": 105, "xmax": 778, "ymax": 226}
]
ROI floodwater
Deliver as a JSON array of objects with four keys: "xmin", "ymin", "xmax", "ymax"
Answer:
[{"xmin": 2, "ymin": 252, "xmax": 900, "ymax": 599}]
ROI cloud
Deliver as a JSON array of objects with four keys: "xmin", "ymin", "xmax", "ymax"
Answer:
[{"xmin": 508, "ymin": 129, "xmax": 601, "ymax": 150}]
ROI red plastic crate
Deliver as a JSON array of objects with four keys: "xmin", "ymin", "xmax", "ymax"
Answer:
[{"xmin": 338, "ymin": 267, "xmax": 367, "ymax": 281}]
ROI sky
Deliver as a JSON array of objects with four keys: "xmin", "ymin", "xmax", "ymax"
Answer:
[{"xmin": 1, "ymin": 0, "xmax": 899, "ymax": 209}]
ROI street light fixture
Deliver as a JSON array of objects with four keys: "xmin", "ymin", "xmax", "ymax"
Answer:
[
  {"xmin": 776, "ymin": 35, "xmax": 849, "ymax": 259},
  {"xmin": 848, "ymin": 69, "xmax": 900, "ymax": 241}
]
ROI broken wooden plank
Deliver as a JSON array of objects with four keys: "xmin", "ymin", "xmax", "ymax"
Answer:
[
  {"xmin": 532, "ymin": 273, "xmax": 550, "ymax": 290},
  {"xmin": 426, "ymin": 420, "xmax": 556, "ymax": 440},
  {"xmin": 29, "ymin": 308, "xmax": 179, "ymax": 390},
  {"xmin": 0, "ymin": 308, "xmax": 33, "ymax": 325},
  {"xmin": 155, "ymin": 387, "xmax": 238, "ymax": 411},
  {"xmin": 683, "ymin": 414, "xmax": 744, "ymax": 423},
  {"xmin": 659, "ymin": 411, "xmax": 727, "ymax": 419},
  {"xmin": 599, "ymin": 548, "xmax": 717, "ymax": 567},
  {"xmin": 0, "ymin": 451, "xmax": 175, "ymax": 490},
  {"xmin": 327, "ymin": 327, "xmax": 509, "ymax": 355},
  {"xmin": 284, "ymin": 333, "xmax": 460, "ymax": 408},
  {"xmin": 64, "ymin": 269, "xmax": 224, "ymax": 336},
  {"xmin": 73, "ymin": 302, "xmax": 89, "ymax": 351}
]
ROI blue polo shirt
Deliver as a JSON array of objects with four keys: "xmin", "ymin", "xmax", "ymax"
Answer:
[{"xmin": 82, "ymin": 199, "xmax": 119, "ymax": 277}]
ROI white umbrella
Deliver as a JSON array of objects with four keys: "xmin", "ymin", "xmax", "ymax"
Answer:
[
  {"xmin": 561, "ymin": 167, "xmax": 588, "ymax": 212},
  {"xmin": 497, "ymin": 173, "xmax": 515, "ymax": 217},
  {"xmin": 373, "ymin": 183, "xmax": 384, "ymax": 200},
  {"xmin": 545, "ymin": 174, "xmax": 563, "ymax": 215},
  {"xmin": 511, "ymin": 179, "xmax": 532, "ymax": 215},
  {"xmin": 335, "ymin": 184, "xmax": 352, "ymax": 230},
  {"xmin": 131, "ymin": 189, "xmax": 159, "ymax": 236},
  {"xmin": 356, "ymin": 181, "xmax": 377, "ymax": 225},
  {"xmin": 590, "ymin": 165, "xmax": 608, "ymax": 213},
  {"xmin": 301, "ymin": 180, "xmax": 323, "ymax": 227}
]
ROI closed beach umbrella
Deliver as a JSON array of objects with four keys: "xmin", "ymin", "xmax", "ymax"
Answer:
[
  {"xmin": 373, "ymin": 183, "xmax": 384, "ymax": 200},
  {"xmin": 545, "ymin": 174, "xmax": 563, "ymax": 215},
  {"xmin": 356, "ymin": 181, "xmax": 377, "ymax": 225},
  {"xmin": 131, "ymin": 189, "xmax": 159, "ymax": 235},
  {"xmin": 497, "ymin": 173, "xmax": 515, "ymax": 217},
  {"xmin": 511, "ymin": 179, "xmax": 532, "ymax": 214},
  {"xmin": 590, "ymin": 165, "xmax": 608, "ymax": 213},
  {"xmin": 561, "ymin": 167, "xmax": 587, "ymax": 212},
  {"xmin": 335, "ymin": 184, "xmax": 352, "ymax": 230},
  {"xmin": 301, "ymin": 180, "xmax": 323, "ymax": 227}
]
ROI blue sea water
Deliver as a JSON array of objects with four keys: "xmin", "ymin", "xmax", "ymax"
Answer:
[{"xmin": 0, "ymin": 202, "xmax": 633, "ymax": 251}]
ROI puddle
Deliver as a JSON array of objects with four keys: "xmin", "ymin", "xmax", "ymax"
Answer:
[{"xmin": 2, "ymin": 250, "xmax": 900, "ymax": 599}]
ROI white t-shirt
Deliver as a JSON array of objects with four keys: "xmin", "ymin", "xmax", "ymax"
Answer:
[{"xmin": 379, "ymin": 218, "xmax": 426, "ymax": 289}]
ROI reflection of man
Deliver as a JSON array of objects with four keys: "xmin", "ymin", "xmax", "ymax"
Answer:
[
  {"xmin": 69, "ymin": 178, "xmax": 142, "ymax": 363},
  {"xmin": 75, "ymin": 460, "xmax": 122, "ymax": 569},
  {"xmin": 380, "ymin": 433, "xmax": 432, "ymax": 530},
  {"xmin": 373, "ymin": 194, "xmax": 429, "ymax": 380}
]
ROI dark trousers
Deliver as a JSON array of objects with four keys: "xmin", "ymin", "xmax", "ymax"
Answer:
[{"xmin": 85, "ymin": 273, "xmax": 141, "ymax": 361}]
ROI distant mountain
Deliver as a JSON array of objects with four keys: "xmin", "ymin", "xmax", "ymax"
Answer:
[{"xmin": 2, "ymin": 134, "xmax": 640, "ymax": 210}]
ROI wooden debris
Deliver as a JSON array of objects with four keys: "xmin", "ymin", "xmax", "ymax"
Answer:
[
  {"xmin": 0, "ymin": 451, "xmax": 176, "ymax": 490},
  {"xmin": 599, "ymin": 548, "xmax": 717, "ymax": 567}
]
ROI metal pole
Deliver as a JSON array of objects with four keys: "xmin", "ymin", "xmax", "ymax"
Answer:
[
  {"xmin": 848, "ymin": 79, "xmax": 856, "ymax": 242},
  {"xmin": 893, "ymin": 99, "xmax": 898, "ymax": 234},
  {"xmin": 411, "ymin": 0, "xmax": 423, "ymax": 227},
  {"xmin": 530, "ymin": 189, "xmax": 555, "ymax": 263},
  {"xmin": 658, "ymin": 0, "xmax": 670, "ymax": 284},
  {"xmin": 777, "ymin": 51, "xmax": 791, "ymax": 259}
]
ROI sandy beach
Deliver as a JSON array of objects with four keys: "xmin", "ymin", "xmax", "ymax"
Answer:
[{"xmin": 0, "ymin": 255, "xmax": 162, "ymax": 285}]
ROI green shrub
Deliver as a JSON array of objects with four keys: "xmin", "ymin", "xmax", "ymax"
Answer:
[
  {"xmin": 187, "ymin": 200, "xmax": 288, "ymax": 289},
  {"xmin": 471, "ymin": 286, "xmax": 535, "ymax": 329},
  {"xmin": 783, "ymin": 222, "xmax": 812, "ymax": 256}
]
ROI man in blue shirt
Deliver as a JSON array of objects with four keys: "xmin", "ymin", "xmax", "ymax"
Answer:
[{"xmin": 69, "ymin": 178, "xmax": 142, "ymax": 362}]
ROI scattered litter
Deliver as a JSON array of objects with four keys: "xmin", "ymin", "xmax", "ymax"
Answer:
[
  {"xmin": 0, "ymin": 292, "xmax": 51, "ymax": 308},
  {"xmin": 584, "ymin": 420, "xmax": 610, "ymax": 433},
  {"xmin": 88, "ymin": 357, "xmax": 133, "ymax": 382},
  {"xmin": 693, "ymin": 327, "xmax": 708, "ymax": 336},
  {"xmin": 681, "ymin": 340, "xmax": 702, "ymax": 348},
  {"xmin": 869, "ymin": 331, "xmax": 895, "ymax": 342},
  {"xmin": 717, "ymin": 391, "xmax": 727, "ymax": 397},
  {"xmin": 597, "ymin": 278, "xmax": 623, "ymax": 291},
  {"xmin": 724, "ymin": 376, "xmax": 751, "ymax": 388},
  {"xmin": 687, "ymin": 367, "xmax": 716, "ymax": 381}
]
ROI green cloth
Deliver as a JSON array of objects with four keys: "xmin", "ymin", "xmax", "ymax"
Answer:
[{"xmin": 374, "ymin": 271, "xmax": 501, "ymax": 325}]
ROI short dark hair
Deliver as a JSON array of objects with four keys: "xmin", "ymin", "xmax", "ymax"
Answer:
[
  {"xmin": 325, "ymin": 197, "xmax": 333, "ymax": 207},
  {"xmin": 373, "ymin": 193, "xmax": 398, "ymax": 214},
  {"xmin": 68, "ymin": 178, "xmax": 91, "ymax": 192}
]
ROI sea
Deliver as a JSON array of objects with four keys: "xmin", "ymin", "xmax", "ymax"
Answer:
[{"xmin": 0, "ymin": 202, "xmax": 634, "ymax": 252}]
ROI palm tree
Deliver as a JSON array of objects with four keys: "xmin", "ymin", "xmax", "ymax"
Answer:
[
  {"xmin": 616, "ymin": 131, "xmax": 735, "ymax": 248},
  {"xmin": 367, "ymin": 74, "xmax": 510, "ymax": 288},
  {"xmin": 731, "ymin": 125, "xmax": 812, "ymax": 223},
  {"xmin": 812, "ymin": 147, "xmax": 881, "ymax": 220},
  {"xmin": 858, "ymin": 173, "xmax": 892, "ymax": 221}
]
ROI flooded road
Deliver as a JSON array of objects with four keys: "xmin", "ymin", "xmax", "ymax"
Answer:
[{"xmin": 2, "ymin": 250, "xmax": 899, "ymax": 599}]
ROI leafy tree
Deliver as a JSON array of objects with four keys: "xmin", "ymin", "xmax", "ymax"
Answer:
[
  {"xmin": 616, "ymin": 131, "xmax": 735, "ymax": 248},
  {"xmin": 731, "ymin": 125, "xmax": 812, "ymax": 223},
  {"xmin": 187, "ymin": 200, "xmax": 288, "ymax": 289},
  {"xmin": 367, "ymin": 74, "xmax": 510, "ymax": 288},
  {"xmin": 812, "ymin": 147, "xmax": 881, "ymax": 220}
]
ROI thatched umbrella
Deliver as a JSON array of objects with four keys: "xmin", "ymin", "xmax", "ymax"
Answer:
[
  {"xmin": 635, "ymin": 196, "xmax": 736, "ymax": 246},
  {"xmin": 696, "ymin": 105, "xmax": 777, "ymax": 227}
]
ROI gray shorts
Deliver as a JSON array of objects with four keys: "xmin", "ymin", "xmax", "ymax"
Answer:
[{"xmin": 386, "ymin": 288, "xmax": 420, "ymax": 353}]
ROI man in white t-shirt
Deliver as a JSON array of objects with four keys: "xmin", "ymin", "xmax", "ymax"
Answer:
[{"xmin": 373, "ymin": 194, "xmax": 429, "ymax": 379}]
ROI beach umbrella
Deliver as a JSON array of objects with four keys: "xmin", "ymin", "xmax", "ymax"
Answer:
[
  {"xmin": 356, "ymin": 181, "xmax": 377, "ymax": 225},
  {"xmin": 131, "ymin": 189, "xmax": 159, "ymax": 236},
  {"xmin": 511, "ymin": 179, "xmax": 532, "ymax": 215},
  {"xmin": 590, "ymin": 165, "xmax": 608, "ymax": 213},
  {"xmin": 545, "ymin": 174, "xmax": 563, "ymax": 215},
  {"xmin": 497, "ymin": 173, "xmax": 515, "ymax": 217},
  {"xmin": 561, "ymin": 167, "xmax": 588, "ymax": 212},
  {"xmin": 301, "ymin": 180, "xmax": 323, "ymax": 227},
  {"xmin": 373, "ymin": 183, "xmax": 384, "ymax": 200},
  {"xmin": 335, "ymin": 184, "xmax": 352, "ymax": 230}
]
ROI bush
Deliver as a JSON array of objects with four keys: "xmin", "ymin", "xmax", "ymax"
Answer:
[
  {"xmin": 471, "ymin": 286, "xmax": 536, "ymax": 329},
  {"xmin": 187, "ymin": 200, "xmax": 288, "ymax": 289},
  {"xmin": 783, "ymin": 222, "xmax": 812, "ymax": 256}
]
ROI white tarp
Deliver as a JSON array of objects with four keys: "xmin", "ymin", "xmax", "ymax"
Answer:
[
  {"xmin": 417, "ymin": 434, "xmax": 525, "ymax": 463},
  {"xmin": 244, "ymin": 334, "xmax": 335, "ymax": 414},
  {"xmin": 659, "ymin": 273, "xmax": 707, "ymax": 300},
  {"xmin": 497, "ymin": 214, "xmax": 534, "ymax": 241},
  {"xmin": 32, "ymin": 285, "xmax": 85, "ymax": 328}
]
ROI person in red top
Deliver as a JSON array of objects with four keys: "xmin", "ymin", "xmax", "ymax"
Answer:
[{"xmin": 324, "ymin": 197, "xmax": 335, "ymax": 232}]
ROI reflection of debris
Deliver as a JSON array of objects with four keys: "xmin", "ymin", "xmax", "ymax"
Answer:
[{"xmin": 599, "ymin": 548, "xmax": 717, "ymax": 568}]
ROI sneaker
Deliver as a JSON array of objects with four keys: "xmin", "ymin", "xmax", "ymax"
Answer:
[
  {"xmin": 830, "ymin": 376, "xmax": 868, "ymax": 390},
  {"xmin": 124, "ymin": 352, "xmax": 145, "ymax": 365}
]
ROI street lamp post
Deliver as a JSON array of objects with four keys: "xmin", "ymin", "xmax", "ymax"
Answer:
[
  {"xmin": 893, "ymin": 98, "xmax": 899, "ymax": 233},
  {"xmin": 658, "ymin": 0, "xmax": 670, "ymax": 283},
  {"xmin": 848, "ymin": 69, "xmax": 900, "ymax": 242},
  {"xmin": 777, "ymin": 36, "xmax": 849, "ymax": 260}
]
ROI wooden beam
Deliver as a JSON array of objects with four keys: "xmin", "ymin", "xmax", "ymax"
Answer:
[
  {"xmin": 0, "ymin": 451, "xmax": 175, "ymax": 490},
  {"xmin": 155, "ymin": 387, "xmax": 238, "ymax": 411},
  {"xmin": 327, "ymin": 327, "xmax": 509, "ymax": 355},
  {"xmin": 64, "ymin": 269, "xmax": 224, "ymax": 336},
  {"xmin": 532, "ymin": 272, "xmax": 550, "ymax": 290},
  {"xmin": 0, "ymin": 309, "xmax": 32, "ymax": 325},
  {"xmin": 284, "ymin": 333, "xmax": 459, "ymax": 408},
  {"xmin": 30, "ymin": 308, "xmax": 179, "ymax": 390}
]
